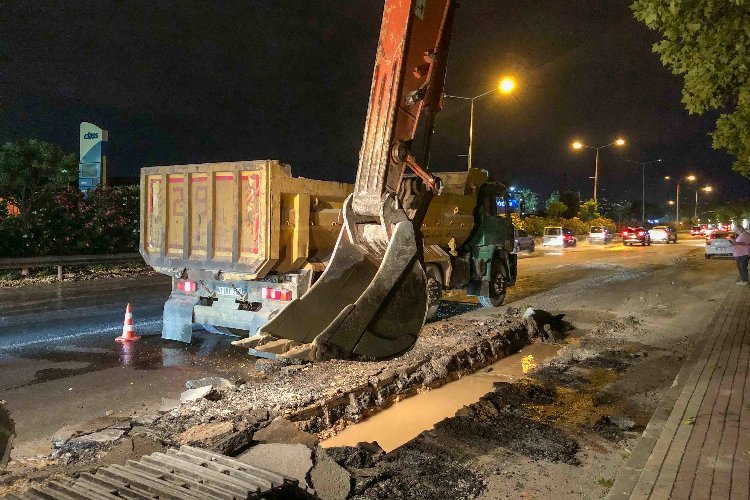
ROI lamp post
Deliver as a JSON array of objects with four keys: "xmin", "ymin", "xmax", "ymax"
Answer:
[
  {"xmin": 664, "ymin": 174, "xmax": 696, "ymax": 225},
  {"xmin": 572, "ymin": 138, "xmax": 626, "ymax": 204},
  {"xmin": 623, "ymin": 159, "xmax": 661, "ymax": 222},
  {"xmin": 445, "ymin": 76, "xmax": 517, "ymax": 170},
  {"xmin": 695, "ymin": 186, "xmax": 712, "ymax": 219}
]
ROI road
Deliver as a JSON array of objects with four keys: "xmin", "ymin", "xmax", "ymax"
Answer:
[{"xmin": 0, "ymin": 238, "xmax": 719, "ymax": 458}]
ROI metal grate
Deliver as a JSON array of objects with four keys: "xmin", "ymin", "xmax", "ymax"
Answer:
[{"xmin": 3, "ymin": 445, "xmax": 304, "ymax": 499}]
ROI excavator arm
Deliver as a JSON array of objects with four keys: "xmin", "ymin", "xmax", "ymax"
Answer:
[{"xmin": 259, "ymin": 0, "xmax": 458, "ymax": 360}]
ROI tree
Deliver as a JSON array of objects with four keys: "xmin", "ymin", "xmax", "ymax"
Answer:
[
  {"xmin": 578, "ymin": 199, "xmax": 601, "ymax": 221},
  {"xmin": 546, "ymin": 201, "xmax": 568, "ymax": 219},
  {"xmin": 0, "ymin": 139, "xmax": 77, "ymax": 220},
  {"xmin": 518, "ymin": 188, "xmax": 539, "ymax": 213},
  {"xmin": 631, "ymin": 1, "xmax": 750, "ymax": 176},
  {"xmin": 559, "ymin": 190, "xmax": 581, "ymax": 218}
]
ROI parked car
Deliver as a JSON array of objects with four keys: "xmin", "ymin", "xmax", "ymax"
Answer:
[
  {"xmin": 587, "ymin": 226, "xmax": 613, "ymax": 244},
  {"xmin": 691, "ymin": 226, "xmax": 703, "ymax": 236},
  {"xmin": 705, "ymin": 231, "xmax": 737, "ymax": 259},
  {"xmin": 543, "ymin": 226, "xmax": 577, "ymax": 247},
  {"xmin": 649, "ymin": 226, "xmax": 677, "ymax": 244},
  {"xmin": 622, "ymin": 227, "xmax": 651, "ymax": 246},
  {"xmin": 513, "ymin": 229, "xmax": 535, "ymax": 253}
]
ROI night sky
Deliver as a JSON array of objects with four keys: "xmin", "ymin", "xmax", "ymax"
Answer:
[{"xmin": 2, "ymin": 0, "xmax": 749, "ymax": 207}]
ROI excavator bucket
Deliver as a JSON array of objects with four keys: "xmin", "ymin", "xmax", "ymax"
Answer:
[
  {"xmin": 260, "ymin": 0, "xmax": 457, "ymax": 360},
  {"xmin": 259, "ymin": 195, "xmax": 428, "ymax": 360}
]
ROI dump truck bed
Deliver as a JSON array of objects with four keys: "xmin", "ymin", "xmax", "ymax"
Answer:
[{"xmin": 140, "ymin": 160, "xmax": 351, "ymax": 280}]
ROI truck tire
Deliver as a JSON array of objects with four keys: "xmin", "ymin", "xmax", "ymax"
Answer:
[
  {"xmin": 425, "ymin": 264, "xmax": 443, "ymax": 320},
  {"xmin": 479, "ymin": 258, "xmax": 507, "ymax": 308}
]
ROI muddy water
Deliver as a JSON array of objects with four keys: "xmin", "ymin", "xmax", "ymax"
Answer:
[{"xmin": 321, "ymin": 342, "xmax": 564, "ymax": 452}]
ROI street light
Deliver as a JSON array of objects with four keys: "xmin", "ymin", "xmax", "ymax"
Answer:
[
  {"xmin": 664, "ymin": 174, "xmax": 697, "ymax": 225},
  {"xmin": 445, "ymin": 76, "xmax": 518, "ymax": 170},
  {"xmin": 571, "ymin": 138, "xmax": 626, "ymax": 204},
  {"xmin": 695, "ymin": 185, "xmax": 713, "ymax": 218},
  {"xmin": 623, "ymin": 158, "xmax": 662, "ymax": 222}
]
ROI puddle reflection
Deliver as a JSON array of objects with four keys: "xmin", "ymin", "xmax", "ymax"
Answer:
[{"xmin": 321, "ymin": 342, "xmax": 565, "ymax": 452}]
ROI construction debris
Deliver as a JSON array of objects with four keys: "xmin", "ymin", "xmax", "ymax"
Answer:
[
  {"xmin": 253, "ymin": 417, "xmax": 319, "ymax": 448},
  {"xmin": 179, "ymin": 385, "xmax": 213, "ymax": 403},
  {"xmin": 238, "ymin": 443, "xmax": 313, "ymax": 488},
  {"xmin": 309, "ymin": 446, "xmax": 352, "ymax": 500}
]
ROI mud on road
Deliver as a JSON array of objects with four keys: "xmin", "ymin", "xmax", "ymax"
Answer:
[{"xmin": 0, "ymin": 243, "xmax": 732, "ymax": 499}]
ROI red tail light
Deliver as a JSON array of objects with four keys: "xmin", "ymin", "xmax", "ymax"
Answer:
[
  {"xmin": 262, "ymin": 287, "xmax": 292, "ymax": 301},
  {"xmin": 622, "ymin": 231, "xmax": 629, "ymax": 236},
  {"xmin": 176, "ymin": 280, "xmax": 197, "ymax": 293},
  {"xmin": 637, "ymin": 231, "xmax": 645, "ymax": 236}
]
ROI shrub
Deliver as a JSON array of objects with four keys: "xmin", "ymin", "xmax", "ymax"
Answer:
[{"xmin": 0, "ymin": 186, "xmax": 140, "ymax": 257}]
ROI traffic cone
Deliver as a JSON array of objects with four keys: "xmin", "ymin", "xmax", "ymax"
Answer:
[{"xmin": 115, "ymin": 303, "xmax": 140, "ymax": 342}]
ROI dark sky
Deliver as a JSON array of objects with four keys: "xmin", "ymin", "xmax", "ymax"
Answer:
[{"xmin": 2, "ymin": 0, "xmax": 749, "ymax": 206}]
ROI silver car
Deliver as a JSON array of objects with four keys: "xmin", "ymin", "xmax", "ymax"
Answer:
[{"xmin": 587, "ymin": 226, "xmax": 612, "ymax": 244}]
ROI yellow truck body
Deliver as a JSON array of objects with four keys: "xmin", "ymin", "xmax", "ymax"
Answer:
[{"xmin": 140, "ymin": 161, "xmax": 509, "ymax": 344}]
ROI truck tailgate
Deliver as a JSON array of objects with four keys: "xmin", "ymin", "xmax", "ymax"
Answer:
[{"xmin": 141, "ymin": 161, "xmax": 270, "ymax": 277}]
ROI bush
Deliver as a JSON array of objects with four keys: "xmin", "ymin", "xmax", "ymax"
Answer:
[
  {"xmin": 0, "ymin": 186, "xmax": 140, "ymax": 257},
  {"xmin": 514, "ymin": 214, "xmax": 619, "ymax": 237}
]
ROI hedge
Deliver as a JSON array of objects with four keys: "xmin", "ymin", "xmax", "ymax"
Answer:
[
  {"xmin": 514, "ymin": 214, "xmax": 618, "ymax": 237},
  {"xmin": 0, "ymin": 186, "xmax": 139, "ymax": 258}
]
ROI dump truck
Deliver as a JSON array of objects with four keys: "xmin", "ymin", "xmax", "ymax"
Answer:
[
  {"xmin": 140, "ymin": 162, "xmax": 517, "ymax": 349},
  {"xmin": 143, "ymin": 0, "xmax": 516, "ymax": 360}
]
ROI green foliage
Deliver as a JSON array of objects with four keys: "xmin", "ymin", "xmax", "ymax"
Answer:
[
  {"xmin": 545, "ymin": 190, "xmax": 560, "ymax": 208},
  {"xmin": 517, "ymin": 188, "xmax": 539, "ymax": 213},
  {"xmin": 546, "ymin": 200, "xmax": 568, "ymax": 219},
  {"xmin": 631, "ymin": 0, "xmax": 750, "ymax": 176},
  {"xmin": 559, "ymin": 191, "xmax": 581, "ymax": 218},
  {"xmin": 578, "ymin": 199, "xmax": 601, "ymax": 221},
  {"xmin": 515, "ymin": 214, "xmax": 618, "ymax": 236},
  {"xmin": 517, "ymin": 215, "xmax": 549, "ymax": 236},
  {"xmin": 588, "ymin": 216, "xmax": 618, "ymax": 233},
  {"xmin": 0, "ymin": 139, "xmax": 77, "ymax": 217},
  {"xmin": 0, "ymin": 186, "xmax": 140, "ymax": 257}
]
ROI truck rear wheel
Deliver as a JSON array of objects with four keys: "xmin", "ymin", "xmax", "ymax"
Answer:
[
  {"xmin": 479, "ymin": 260, "xmax": 507, "ymax": 308},
  {"xmin": 425, "ymin": 264, "xmax": 443, "ymax": 320}
]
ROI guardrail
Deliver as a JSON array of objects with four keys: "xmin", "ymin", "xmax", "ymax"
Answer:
[{"xmin": 0, "ymin": 253, "xmax": 143, "ymax": 281}]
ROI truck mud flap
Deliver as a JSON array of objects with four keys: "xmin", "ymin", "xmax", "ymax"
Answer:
[
  {"xmin": 162, "ymin": 293, "xmax": 200, "ymax": 343},
  {"xmin": 259, "ymin": 197, "xmax": 428, "ymax": 360}
]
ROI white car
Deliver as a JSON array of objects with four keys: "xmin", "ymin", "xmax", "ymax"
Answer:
[
  {"xmin": 705, "ymin": 231, "xmax": 736, "ymax": 259},
  {"xmin": 543, "ymin": 226, "xmax": 577, "ymax": 247},
  {"xmin": 587, "ymin": 226, "xmax": 612, "ymax": 244},
  {"xmin": 649, "ymin": 226, "xmax": 677, "ymax": 244}
]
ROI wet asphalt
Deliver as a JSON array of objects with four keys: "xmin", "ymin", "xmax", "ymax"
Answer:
[{"xmin": 0, "ymin": 239, "xmax": 707, "ymax": 457}]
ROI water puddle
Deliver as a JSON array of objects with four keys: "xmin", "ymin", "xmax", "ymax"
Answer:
[{"xmin": 321, "ymin": 342, "xmax": 564, "ymax": 452}]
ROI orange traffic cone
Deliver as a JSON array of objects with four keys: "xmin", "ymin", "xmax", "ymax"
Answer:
[{"xmin": 115, "ymin": 303, "xmax": 140, "ymax": 342}]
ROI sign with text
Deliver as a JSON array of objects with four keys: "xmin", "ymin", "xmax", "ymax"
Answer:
[{"xmin": 79, "ymin": 122, "xmax": 108, "ymax": 193}]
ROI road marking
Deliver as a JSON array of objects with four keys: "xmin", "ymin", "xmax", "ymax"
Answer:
[{"xmin": 0, "ymin": 319, "xmax": 163, "ymax": 351}]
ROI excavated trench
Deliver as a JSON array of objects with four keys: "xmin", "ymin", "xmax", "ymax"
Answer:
[{"xmin": 320, "ymin": 342, "xmax": 564, "ymax": 452}]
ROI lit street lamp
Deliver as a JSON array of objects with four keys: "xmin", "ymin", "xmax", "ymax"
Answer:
[
  {"xmin": 445, "ymin": 76, "xmax": 517, "ymax": 170},
  {"xmin": 695, "ymin": 185, "xmax": 713, "ymax": 219},
  {"xmin": 623, "ymin": 158, "xmax": 662, "ymax": 222},
  {"xmin": 571, "ymin": 138, "xmax": 626, "ymax": 204},
  {"xmin": 664, "ymin": 174, "xmax": 696, "ymax": 225}
]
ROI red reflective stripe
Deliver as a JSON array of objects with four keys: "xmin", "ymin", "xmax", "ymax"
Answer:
[
  {"xmin": 168, "ymin": 177, "xmax": 184, "ymax": 183},
  {"xmin": 215, "ymin": 175, "xmax": 234, "ymax": 181}
]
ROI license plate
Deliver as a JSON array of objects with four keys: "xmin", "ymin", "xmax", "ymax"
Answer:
[{"xmin": 215, "ymin": 286, "xmax": 245, "ymax": 297}]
